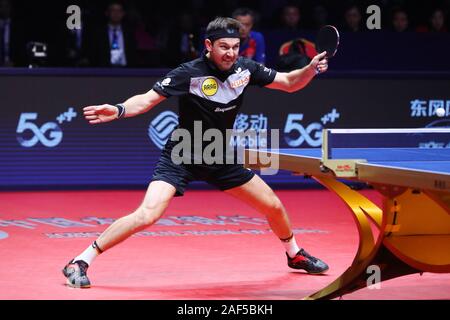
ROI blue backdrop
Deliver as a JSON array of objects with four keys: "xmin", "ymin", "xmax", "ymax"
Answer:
[{"xmin": 1, "ymin": 69, "xmax": 449, "ymax": 189}]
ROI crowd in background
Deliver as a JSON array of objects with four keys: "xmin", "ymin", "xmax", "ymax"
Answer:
[{"xmin": 0, "ymin": 0, "xmax": 449, "ymax": 69}]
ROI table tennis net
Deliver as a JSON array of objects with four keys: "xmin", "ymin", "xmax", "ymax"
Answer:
[{"xmin": 323, "ymin": 129, "xmax": 450, "ymax": 162}]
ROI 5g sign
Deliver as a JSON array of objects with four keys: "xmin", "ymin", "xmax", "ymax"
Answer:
[
  {"xmin": 284, "ymin": 114, "xmax": 322, "ymax": 147},
  {"xmin": 16, "ymin": 113, "xmax": 63, "ymax": 148}
]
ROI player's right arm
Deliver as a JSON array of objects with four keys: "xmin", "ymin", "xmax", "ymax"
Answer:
[
  {"xmin": 83, "ymin": 89, "xmax": 166, "ymax": 125},
  {"xmin": 84, "ymin": 64, "xmax": 190, "ymax": 125}
]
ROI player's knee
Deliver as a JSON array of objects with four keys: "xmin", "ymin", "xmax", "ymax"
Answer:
[
  {"xmin": 265, "ymin": 198, "xmax": 285, "ymax": 216},
  {"xmin": 134, "ymin": 204, "xmax": 164, "ymax": 227}
]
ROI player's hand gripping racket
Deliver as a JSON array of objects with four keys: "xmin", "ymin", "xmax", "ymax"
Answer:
[
  {"xmin": 316, "ymin": 25, "xmax": 340, "ymax": 58},
  {"xmin": 312, "ymin": 25, "xmax": 339, "ymax": 74}
]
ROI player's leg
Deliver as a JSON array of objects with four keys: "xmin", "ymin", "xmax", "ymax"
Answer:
[
  {"xmin": 62, "ymin": 181, "xmax": 177, "ymax": 288},
  {"xmin": 226, "ymin": 175, "xmax": 293, "ymax": 239},
  {"xmin": 96, "ymin": 180, "xmax": 176, "ymax": 250},
  {"xmin": 224, "ymin": 175, "xmax": 329, "ymax": 274}
]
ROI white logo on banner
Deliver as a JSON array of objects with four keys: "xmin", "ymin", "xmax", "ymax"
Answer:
[
  {"xmin": 411, "ymin": 99, "xmax": 450, "ymax": 118},
  {"xmin": 148, "ymin": 111, "xmax": 179, "ymax": 149},
  {"xmin": 16, "ymin": 113, "xmax": 62, "ymax": 148},
  {"xmin": 16, "ymin": 108, "xmax": 77, "ymax": 148},
  {"xmin": 284, "ymin": 109, "xmax": 340, "ymax": 147},
  {"xmin": 231, "ymin": 113, "xmax": 269, "ymax": 148}
]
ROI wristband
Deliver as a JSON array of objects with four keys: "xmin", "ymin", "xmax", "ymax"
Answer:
[{"xmin": 115, "ymin": 104, "xmax": 126, "ymax": 119}]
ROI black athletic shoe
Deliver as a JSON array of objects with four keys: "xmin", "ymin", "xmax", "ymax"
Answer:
[
  {"xmin": 287, "ymin": 249, "xmax": 329, "ymax": 274},
  {"xmin": 62, "ymin": 259, "xmax": 91, "ymax": 288}
]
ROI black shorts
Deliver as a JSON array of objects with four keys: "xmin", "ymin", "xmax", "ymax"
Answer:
[{"xmin": 151, "ymin": 147, "xmax": 255, "ymax": 197}]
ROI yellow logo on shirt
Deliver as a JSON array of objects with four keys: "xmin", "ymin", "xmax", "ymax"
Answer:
[{"xmin": 202, "ymin": 78, "xmax": 218, "ymax": 96}]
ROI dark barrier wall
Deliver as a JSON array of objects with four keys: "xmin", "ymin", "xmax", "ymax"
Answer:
[{"xmin": 1, "ymin": 70, "xmax": 449, "ymax": 188}]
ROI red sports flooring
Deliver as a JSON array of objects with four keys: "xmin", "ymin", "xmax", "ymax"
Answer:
[{"xmin": 0, "ymin": 189, "xmax": 449, "ymax": 300}]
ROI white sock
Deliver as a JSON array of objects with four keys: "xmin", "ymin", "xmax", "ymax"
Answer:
[
  {"xmin": 74, "ymin": 242, "xmax": 101, "ymax": 266},
  {"xmin": 281, "ymin": 234, "xmax": 301, "ymax": 258}
]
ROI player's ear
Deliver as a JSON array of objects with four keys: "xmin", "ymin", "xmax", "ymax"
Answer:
[{"xmin": 205, "ymin": 39, "xmax": 213, "ymax": 52}]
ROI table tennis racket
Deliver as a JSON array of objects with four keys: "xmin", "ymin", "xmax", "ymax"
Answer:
[{"xmin": 316, "ymin": 25, "xmax": 340, "ymax": 58}]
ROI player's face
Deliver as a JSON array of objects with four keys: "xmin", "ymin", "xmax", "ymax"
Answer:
[{"xmin": 207, "ymin": 38, "xmax": 240, "ymax": 71}]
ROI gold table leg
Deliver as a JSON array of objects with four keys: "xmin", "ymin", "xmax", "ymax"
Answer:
[{"xmin": 304, "ymin": 177, "xmax": 450, "ymax": 300}]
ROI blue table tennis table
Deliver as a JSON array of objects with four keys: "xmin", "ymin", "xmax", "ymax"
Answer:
[{"xmin": 246, "ymin": 128, "xmax": 450, "ymax": 300}]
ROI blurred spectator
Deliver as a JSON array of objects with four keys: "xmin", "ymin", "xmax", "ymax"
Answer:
[
  {"xmin": 312, "ymin": 4, "xmax": 329, "ymax": 30},
  {"xmin": 57, "ymin": 7, "xmax": 92, "ymax": 67},
  {"xmin": 143, "ymin": 8, "xmax": 172, "ymax": 66},
  {"xmin": 232, "ymin": 7, "xmax": 266, "ymax": 64},
  {"xmin": 127, "ymin": 4, "xmax": 160, "ymax": 67},
  {"xmin": 89, "ymin": 1, "xmax": 137, "ymax": 67},
  {"xmin": 417, "ymin": 8, "xmax": 448, "ymax": 32},
  {"xmin": 0, "ymin": 0, "xmax": 25, "ymax": 67},
  {"xmin": 280, "ymin": 4, "xmax": 301, "ymax": 31},
  {"xmin": 342, "ymin": 4, "xmax": 364, "ymax": 32},
  {"xmin": 430, "ymin": 8, "xmax": 448, "ymax": 32},
  {"xmin": 66, "ymin": 26, "xmax": 90, "ymax": 67},
  {"xmin": 1, "ymin": 1, "xmax": 450, "ymax": 69},
  {"xmin": 0, "ymin": 0, "xmax": 11, "ymax": 67},
  {"xmin": 276, "ymin": 38, "xmax": 317, "ymax": 71},
  {"xmin": 390, "ymin": 7, "xmax": 411, "ymax": 32},
  {"xmin": 165, "ymin": 12, "xmax": 201, "ymax": 67}
]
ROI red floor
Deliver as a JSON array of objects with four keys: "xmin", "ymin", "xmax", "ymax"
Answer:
[{"xmin": 0, "ymin": 189, "xmax": 449, "ymax": 300}]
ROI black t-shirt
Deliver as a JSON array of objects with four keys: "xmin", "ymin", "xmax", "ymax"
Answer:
[{"xmin": 153, "ymin": 53, "xmax": 277, "ymax": 162}]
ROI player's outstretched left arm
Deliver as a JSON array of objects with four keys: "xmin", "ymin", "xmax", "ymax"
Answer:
[
  {"xmin": 266, "ymin": 51, "xmax": 328, "ymax": 93},
  {"xmin": 83, "ymin": 89, "xmax": 166, "ymax": 125}
]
